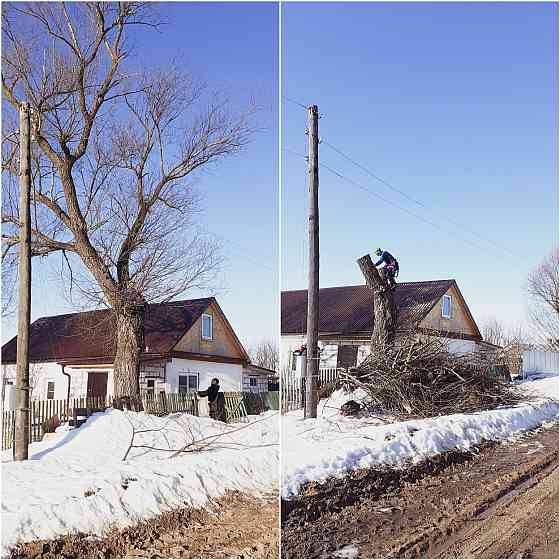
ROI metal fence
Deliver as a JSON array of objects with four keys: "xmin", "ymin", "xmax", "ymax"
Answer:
[
  {"xmin": 281, "ymin": 368, "xmax": 341, "ymax": 413},
  {"xmin": 522, "ymin": 350, "xmax": 559, "ymax": 377}
]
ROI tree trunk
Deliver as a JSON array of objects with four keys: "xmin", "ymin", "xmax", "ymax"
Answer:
[
  {"xmin": 113, "ymin": 305, "xmax": 145, "ymax": 398},
  {"xmin": 357, "ymin": 254, "xmax": 398, "ymax": 350}
]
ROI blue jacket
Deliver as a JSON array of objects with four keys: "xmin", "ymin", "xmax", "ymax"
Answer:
[{"xmin": 374, "ymin": 251, "xmax": 398, "ymax": 268}]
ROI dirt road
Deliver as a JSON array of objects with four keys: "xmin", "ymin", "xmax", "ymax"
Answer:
[
  {"xmin": 281, "ymin": 424, "xmax": 559, "ymax": 559},
  {"xmin": 11, "ymin": 491, "xmax": 279, "ymax": 559}
]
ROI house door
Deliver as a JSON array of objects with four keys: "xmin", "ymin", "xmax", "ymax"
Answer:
[{"xmin": 87, "ymin": 372, "xmax": 108, "ymax": 398}]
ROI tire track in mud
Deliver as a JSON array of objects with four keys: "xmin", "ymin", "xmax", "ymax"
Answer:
[{"xmin": 281, "ymin": 424, "xmax": 558, "ymax": 559}]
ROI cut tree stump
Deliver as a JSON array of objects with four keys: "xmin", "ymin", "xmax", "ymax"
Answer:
[{"xmin": 357, "ymin": 254, "xmax": 398, "ymax": 350}]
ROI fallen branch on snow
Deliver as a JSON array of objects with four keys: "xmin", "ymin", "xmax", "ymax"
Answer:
[{"xmin": 121, "ymin": 411, "xmax": 278, "ymax": 461}]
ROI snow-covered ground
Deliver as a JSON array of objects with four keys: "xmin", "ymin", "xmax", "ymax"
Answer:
[
  {"xmin": 282, "ymin": 376, "xmax": 559, "ymax": 499},
  {"xmin": 1, "ymin": 409, "xmax": 278, "ymax": 553}
]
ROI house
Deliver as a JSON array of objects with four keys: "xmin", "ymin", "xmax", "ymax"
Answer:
[
  {"xmin": 242, "ymin": 364, "xmax": 276, "ymax": 393},
  {"xmin": 281, "ymin": 279, "xmax": 484, "ymax": 372},
  {"xmin": 1, "ymin": 298, "xmax": 256, "ymax": 407}
]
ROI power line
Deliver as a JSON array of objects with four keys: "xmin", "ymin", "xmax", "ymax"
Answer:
[
  {"xmin": 321, "ymin": 138, "xmax": 517, "ymax": 258},
  {"xmin": 282, "ymin": 148, "xmax": 513, "ymax": 261},
  {"xmin": 223, "ymin": 238, "xmax": 275, "ymax": 272},
  {"xmin": 322, "ymin": 140, "xmax": 424, "ymax": 207},
  {"xmin": 283, "ymin": 96, "xmax": 309, "ymax": 111}
]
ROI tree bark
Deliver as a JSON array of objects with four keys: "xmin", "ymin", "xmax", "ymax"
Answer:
[
  {"xmin": 112, "ymin": 305, "xmax": 145, "ymax": 398},
  {"xmin": 357, "ymin": 254, "xmax": 398, "ymax": 350}
]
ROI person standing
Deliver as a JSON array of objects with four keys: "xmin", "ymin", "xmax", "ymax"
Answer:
[{"xmin": 198, "ymin": 378, "xmax": 220, "ymax": 420}]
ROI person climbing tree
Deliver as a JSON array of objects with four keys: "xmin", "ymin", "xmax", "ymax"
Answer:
[{"xmin": 374, "ymin": 248, "xmax": 399, "ymax": 290}]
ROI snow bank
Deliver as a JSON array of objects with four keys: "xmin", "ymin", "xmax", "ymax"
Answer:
[
  {"xmin": 516, "ymin": 374, "xmax": 559, "ymax": 400},
  {"xmin": 1, "ymin": 409, "xmax": 278, "ymax": 552},
  {"xmin": 282, "ymin": 379, "xmax": 558, "ymax": 498}
]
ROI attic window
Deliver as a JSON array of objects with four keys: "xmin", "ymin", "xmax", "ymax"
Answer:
[
  {"xmin": 202, "ymin": 314, "xmax": 213, "ymax": 340},
  {"xmin": 442, "ymin": 295, "xmax": 452, "ymax": 318}
]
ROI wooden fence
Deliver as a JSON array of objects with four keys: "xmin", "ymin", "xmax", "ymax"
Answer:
[
  {"xmin": 281, "ymin": 368, "xmax": 341, "ymax": 413},
  {"xmin": 223, "ymin": 392, "xmax": 249, "ymax": 423},
  {"xmin": 2, "ymin": 390, "xmax": 280, "ymax": 449},
  {"xmin": 141, "ymin": 391, "xmax": 198, "ymax": 416},
  {"xmin": 237, "ymin": 391, "xmax": 279, "ymax": 416},
  {"xmin": 2, "ymin": 395, "xmax": 110, "ymax": 451}
]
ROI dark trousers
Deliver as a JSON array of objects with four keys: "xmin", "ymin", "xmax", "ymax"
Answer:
[
  {"xmin": 385, "ymin": 265, "xmax": 398, "ymax": 287},
  {"xmin": 209, "ymin": 399, "xmax": 218, "ymax": 420}
]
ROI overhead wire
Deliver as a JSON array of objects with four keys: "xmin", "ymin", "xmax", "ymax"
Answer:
[
  {"xmin": 282, "ymin": 99, "xmax": 517, "ymax": 258},
  {"xmin": 282, "ymin": 96, "xmax": 309, "ymax": 110},
  {"xmin": 321, "ymin": 139, "xmax": 517, "ymax": 258},
  {"xmin": 282, "ymin": 147, "xmax": 513, "ymax": 263},
  {"xmin": 321, "ymin": 140, "xmax": 424, "ymax": 207}
]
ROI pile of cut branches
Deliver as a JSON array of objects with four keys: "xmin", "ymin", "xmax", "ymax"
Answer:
[{"xmin": 339, "ymin": 336, "xmax": 526, "ymax": 418}]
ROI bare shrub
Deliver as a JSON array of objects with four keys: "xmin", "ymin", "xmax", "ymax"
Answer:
[
  {"xmin": 317, "ymin": 381, "xmax": 336, "ymax": 401},
  {"xmin": 41, "ymin": 414, "xmax": 60, "ymax": 434}
]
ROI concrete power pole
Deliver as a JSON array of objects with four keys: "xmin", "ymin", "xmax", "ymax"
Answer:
[
  {"xmin": 305, "ymin": 105, "xmax": 319, "ymax": 419},
  {"xmin": 14, "ymin": 102, "xmax": 32, "ymax": 461}
]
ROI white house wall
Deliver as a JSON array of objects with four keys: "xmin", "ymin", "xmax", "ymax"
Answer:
[
  {"xmin": 281, "ymin": 334, "xmax": 479, "ymax": 377},
  {"xmin": 281, "ymin": 335, "xmax": 305, "ymax": 371},
  {"xmin": 165, "ymin": 358, "xmax": 242, "ymax": 393},
  {"xmin": 241, "ymin": 374, "xmax": 268, "ymax": 393},
  {"xmin": 2, "ymin": 363, "xmax": 115, "ymax": 408},
  {"xmin": 443, "ymin": 339, "xmax": 477, "ymax": 355},
  {"xmin": 281, "ymin": 336, "xmax": 339, "ymax": 377}
]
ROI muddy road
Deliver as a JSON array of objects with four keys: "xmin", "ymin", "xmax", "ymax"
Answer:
[
  {"xmin": 281, "ymin": 425, "xmax": 559, "ymax": 559},
  {"xmin": 11, "ymin": 492, "xmax": 279, "ymax": 559}
]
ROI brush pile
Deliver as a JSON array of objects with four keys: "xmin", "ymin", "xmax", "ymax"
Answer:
[{"xmin": 339, "ymin": 336, "xmax": 526, "ymax": 418}]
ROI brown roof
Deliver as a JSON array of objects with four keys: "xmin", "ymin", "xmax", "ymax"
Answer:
[
  {"xmin": 281, "ymin": 280, "xmax": 480, "ymax": 339},
  {"xmin": 1, "ymin": 298, "xmax": 217, "ymax": 364}
]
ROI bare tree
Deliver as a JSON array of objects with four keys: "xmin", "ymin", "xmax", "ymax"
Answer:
[
  {"xmin": 2, "ymin": 3, "xmax": 253, "ymax": 397},
  {"xmin": 481, "ymin": 318, "xmax": 531, "ymax": 377},
  {"xmin": 248, "ymin": 339, "xmax": 278, "ymax": 372},
  {"xmin": 527, "ymin": 250, "xmax": 559, "ymax": 350},
  {"xmin": 481, "ymin": 317, "xmax": 508, "ymax": 347}
]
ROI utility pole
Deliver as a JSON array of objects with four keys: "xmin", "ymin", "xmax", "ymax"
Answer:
[
  {"xmin": 14, "ymin": 102, "xmax": 32, "ymax": 461},
  {"xmin": 305, "ymin": 104, "xmax": 319, "ymax": 419}
]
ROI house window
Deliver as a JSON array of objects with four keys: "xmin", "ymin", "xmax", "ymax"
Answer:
[
  {"xmin": 178, "ymin": 373, "xmax": 199, "ymax": 394},
  {"xmin": 201, "ymin": 314, "xmax": 213, "ymax": 340},
  {"xmin": 146, "ymin": 379, "xmax": 155, "ymax": 396},
  {"xmin": 46, "ymin": 381, "xmax": 55, "ymax": 400},
  {"xmin": 249, "ymin": 377, "xmax": 257, "ymax": 387},
  {"xmin": 442, "ymin": 295, "xmax": 452, "ymax": 318}
]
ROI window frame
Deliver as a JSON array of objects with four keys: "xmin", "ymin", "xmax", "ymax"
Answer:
[
  {"xmin": 178, "ymin": 372, "xmax": 199, "ymax": 394},
  {"xmin": 442, "ymin": 295, "xmax": 453, "ymax": 319},
  {"xmin": 201, "ymin": 313, "xmax": 213, "ymax": 341},
  {"xmin": 46, "ymin": 381, "xmax": 55, "ymax": 400},
  {"xmin": 249, "ymin": 376, "xmax": 257, "ymax": 387}
]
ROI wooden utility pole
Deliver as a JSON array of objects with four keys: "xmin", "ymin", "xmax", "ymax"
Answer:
[
  {"xmin": 14, "ymin": 102, "xmax": 32, "ymax": 461},
  {"xmin": 305, "ymin": 105, "xmax": 319, "ymax": 419}
]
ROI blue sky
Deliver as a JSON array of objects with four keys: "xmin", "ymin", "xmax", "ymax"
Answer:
[
  {"xmin": 282, "ymin": 1, "xmax": 558, "ymax": 333},
  {"xmin": 2, "ymin": 2, "xmax": 279, "ymax": 349}
]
